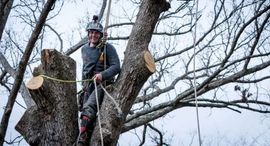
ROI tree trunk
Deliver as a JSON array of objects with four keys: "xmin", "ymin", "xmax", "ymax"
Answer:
[
  {"xmin": 15, "ymin": 49, "xmax": 78, "ymax": 146},
  {"xmin": 0, "ymin": 0, "xmax": 14, "ymax": 40},
  {"xmin": 90, "ymin": 0, "xmax": 170, "ymax": 145},
  {"xmin": 0, "ymin": 1, "xmax": 56, "ymax": 145}
]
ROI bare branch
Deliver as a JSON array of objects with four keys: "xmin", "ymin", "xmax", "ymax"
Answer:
[
  {"xmin": 0, "ymin": 0, "xmax": 14, "ymax": 40},
  {"xmin": 0, "ymin": 0, "xmax": 57, "ymax": 144}
]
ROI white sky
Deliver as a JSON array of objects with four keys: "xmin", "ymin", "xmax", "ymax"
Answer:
[{"xmin": 1, "ymin": 0, "xmax": 270, "ymax": 146}]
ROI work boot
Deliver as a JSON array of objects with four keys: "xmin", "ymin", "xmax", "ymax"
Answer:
[{"xmin": 77, "ymin": 116, "xmax": 93, "ymax": 146}]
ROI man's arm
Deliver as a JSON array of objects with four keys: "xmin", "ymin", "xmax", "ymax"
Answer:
[{"xmin": 100, "ymin": 44, "xmax": 121, "ymax": 81}]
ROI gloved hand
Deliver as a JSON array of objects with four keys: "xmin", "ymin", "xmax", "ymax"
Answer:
[{"xmin": 92, "ymin": 73, "xmax": 102, "ymax": 83}]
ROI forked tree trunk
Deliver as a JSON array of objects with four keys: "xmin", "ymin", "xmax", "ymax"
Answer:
[
  {"xmin": 15, "ymin": 49, "xmax": 78, "ymax": 146},
  {"xmin": 90, "ymin": 0, "xmax": 170, "ymax": 145},
  {"xmin": 14, "ymin": 0, "xmax": 169, "ymax": 145}
]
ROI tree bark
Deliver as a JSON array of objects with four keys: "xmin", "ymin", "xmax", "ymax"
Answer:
[
  {"xmin": 0, "ymin": 1, "xmax": 56, "ymax": 145},
  {"xmin": 90, "ymin": 0, "xmax": 170, "ymax": 145},
  {"xmin": 0, "ymin": 0, "xmax": 14, "ymax": 40},
  {"xmin": 0, "ymin": 52, "xmax": 35, "ymax": 107},
  {"xmin": 15, "ymin": 49, "xmax": 78, "ymax": 146}
]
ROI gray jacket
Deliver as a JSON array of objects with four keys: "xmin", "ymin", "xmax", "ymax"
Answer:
[{"xmin": 81, "ymin": 43, "xmax": 120, "ymax": 82}]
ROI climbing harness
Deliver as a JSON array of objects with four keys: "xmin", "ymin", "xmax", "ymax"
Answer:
[{"xmin": 192, "ymin": 0, "xmax": 202, "ymax": 146}]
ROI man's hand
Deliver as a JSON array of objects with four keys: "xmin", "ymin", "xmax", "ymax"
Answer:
[{"xmin": 93, "ymin": 73, "xmax": 102, "ymax": 83}]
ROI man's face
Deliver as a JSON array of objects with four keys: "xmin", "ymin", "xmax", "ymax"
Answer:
[{"xmin": 88, "ymin": 30, "xmax": 101, "ymax": 45}]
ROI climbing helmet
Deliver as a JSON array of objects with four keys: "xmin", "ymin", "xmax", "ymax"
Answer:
[{"xmin": 86, "ymin": 15, "xmax": 103, "ymax": 33}]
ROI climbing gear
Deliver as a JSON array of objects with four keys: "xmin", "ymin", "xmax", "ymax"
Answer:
[
  {"xmin": 93, "ymin": 79, "xmax": 104, "ymax": 146},
  {"xmin": 86, "ymin": 15, "xmax": 103, "ymax": 33},
  {"xmin": 101, "ymin": 0, "xmax": 112, "ymax": 83},
  {"xmin": 36, "ymin": 74, "xmax": 94, "ymax": 111},
  {"xmin": 39, "ymin": 74, "xmax": 93, "ymax": 83},
  {"xmin": 86, "ymin": 15, "xmax": 106, "ymax": 48},
  {"xmin": 97, "ymin": 44, "xmax": 107, "ymax": 65},
  {"xmin": 100, "ymin": 84, "xmax": 123, "ymax": 117},
  {"xmin": 96, "ymin": 35, "xmax": 107, "ymax": 49}
]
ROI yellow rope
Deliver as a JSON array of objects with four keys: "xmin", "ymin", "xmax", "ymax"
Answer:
[{"xmin": 39, "ymin": 74, "xmax": 93, "ymax": 83}]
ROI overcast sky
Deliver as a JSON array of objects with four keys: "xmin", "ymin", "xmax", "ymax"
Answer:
[{"xmin": 1, "ymin": 0, "xmax": 270, "ymax": 146}]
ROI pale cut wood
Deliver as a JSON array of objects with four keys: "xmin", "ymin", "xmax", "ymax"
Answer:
[
  {"xmin": 16, "ymin": 49, "xmax": 78, "ymax": 146},
  {"xmin": 91, "ymin": 1, "xmax": 170, "ymax": 144},
  {"xmin": 26, "ymin": 76, "xmax": 44, "ymax": 90},
  {"xmin": 144, "ymin": 50, "xmax": 156, "ymax": 73}
]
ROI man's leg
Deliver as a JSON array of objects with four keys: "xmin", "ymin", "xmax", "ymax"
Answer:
[
  {"xmin": 77, "ymin": 85, "xmax": 104, "ymax": 145},
  {"xmin": 77, "ymin": 116, "xmax": 94, "ymax": 146}
]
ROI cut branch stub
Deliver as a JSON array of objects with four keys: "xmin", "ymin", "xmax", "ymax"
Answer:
[
  {"xmin": 144, "ymin": 50, "xmax": 156, "ymax": 73},
  {"xmin": 16, "ymin": 49, "xmax": 78, "ymax": 146},
  {"xmin": 26, "ymin": 76, "xmax": 44, "ymax": 90},
  {"xmin": 91, "ymin": 0, "xmax": 170, "ymax": 144}
]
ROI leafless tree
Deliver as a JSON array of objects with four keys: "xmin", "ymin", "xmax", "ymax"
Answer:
[
  {"xmin": 0, "ymin": 0, "xmax": 270, "ymax": 145},
  {"xmin": 0, "ymin": 0, "xmax": 57, "ymax": 145}
]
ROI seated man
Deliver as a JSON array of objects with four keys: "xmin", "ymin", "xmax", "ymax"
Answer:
[{"xmin": 77, "ymin": 15, "xmax": 121, "ymax": 146}]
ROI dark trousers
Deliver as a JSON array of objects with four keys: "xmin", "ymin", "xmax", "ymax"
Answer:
[{"xmin": 81, "ymin": 83, "xmax": 104, "ymax": 120}]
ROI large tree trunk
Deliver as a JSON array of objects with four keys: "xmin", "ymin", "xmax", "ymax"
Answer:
[
  {"xmin": 15, "ymin": 49, "xmax": 78, "ymax": 146},
  {"xmin": 90, "ymin": 0, "xmax": 170, "ymax": 145}
]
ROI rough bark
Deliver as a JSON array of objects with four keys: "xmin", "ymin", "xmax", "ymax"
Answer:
[
  {"xmin": 0, "ymin": 52, "xmax": 35, "ymax": 107},
  {"xmin": 0, "ymin": 0, "xmax": 56, "ymax": 145},
  {"xmin": 15, "ymin": 49, "xmax": 78, "ymax": 146},
  {"xmin": 0, "ymin": 0, "xmax": 14, "ymax": 40},
  {"xmin": 90, "ymin": 0, "xmax": 170, "ymax": 145}
]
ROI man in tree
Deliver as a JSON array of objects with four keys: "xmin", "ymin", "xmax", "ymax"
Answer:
[{"xmin": 77, "ymin": 15, "xmax": 121, "ymax": 146}]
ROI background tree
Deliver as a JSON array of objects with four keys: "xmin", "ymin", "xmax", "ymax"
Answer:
[
  {"xmin": 0, "ymin": 0, "xmax": 270, "ymax": 145},
  {"xmin": 0, "ymin": 0, "xmax": 57, "ymax": 145}
]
